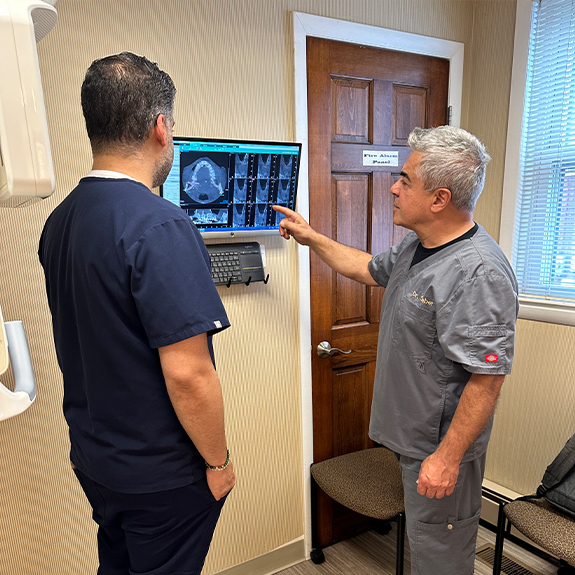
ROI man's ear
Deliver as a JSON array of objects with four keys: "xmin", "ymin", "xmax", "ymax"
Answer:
[
  {"xmin": 153, "ymin": 114, "xmax": 169, "ymax": 147},
  {"xmin": 430, "ymin": 188, "xmax": 451, "ymax": 213}
]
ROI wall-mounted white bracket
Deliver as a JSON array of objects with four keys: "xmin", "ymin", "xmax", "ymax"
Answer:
[{"xmin": 0, "ymin": 308, "xmax": 37, "ymax": 421}]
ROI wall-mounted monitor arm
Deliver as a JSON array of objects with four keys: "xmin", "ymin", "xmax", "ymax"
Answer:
[{"xmin": 0, "ymin": 317, "xmax": 37, "ymax": 421}]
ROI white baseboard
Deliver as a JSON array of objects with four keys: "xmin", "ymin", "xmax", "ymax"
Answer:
[
  {"xmin": 214, "ymin": 538, "xmax": 306, "ymax": 575},
  {"xmin": 481, "ymin": 478, "xmax": 523, "ymax": 527}
]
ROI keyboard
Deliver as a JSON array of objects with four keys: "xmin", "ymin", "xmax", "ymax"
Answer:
[{"xmin": 206, "ymin": 242, "xmax": 266, "ymax": 286}]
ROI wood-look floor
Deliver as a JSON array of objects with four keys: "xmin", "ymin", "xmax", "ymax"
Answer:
[{"xmin": 273, "ymin": 524, "xmax": 559, "ymax": 575}]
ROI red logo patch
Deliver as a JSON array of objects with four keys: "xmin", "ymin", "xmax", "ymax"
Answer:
[{"xmin": 485, "ymin": 354, "xmax": 498, "ymax": 363}]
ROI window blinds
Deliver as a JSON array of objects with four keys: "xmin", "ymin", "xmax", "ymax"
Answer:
[{"xmin": 514, "ymin": 0, "xmax": 575, "ymax": 303}]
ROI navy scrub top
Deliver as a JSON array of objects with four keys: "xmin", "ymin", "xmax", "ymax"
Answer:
[{"xmin": 39, "ymin": 176, "xmax": 230, "ymax": 493}]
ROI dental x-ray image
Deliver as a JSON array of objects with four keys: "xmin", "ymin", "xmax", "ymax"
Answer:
[
  {"xmin": 256, "ymin": 179, "xmax": 270, "ymax": 203},
  {"xmin": 160, "ymin": 137, "xmax": 301, "ymax": 234},
  {"xmin": 181, "ymin": 156, "xmax": 228, "ymax": 204},
  {"xmin": 279, "ymin": 155, "xmax": 293, "ymax": 179},
  {"xmin": 254, "ymin": 203, "xmax": 268, "ymax": 227},
  {"xmin": 234, "ymin": 153, "xmax": 250, "ymax": 179},
  {"xmin": 233, "ymin": 204, "xmax": 246, "ymax": 227},
  {"xmin": 257, "ymin": 154, "xmax": 271, "ymax": 179},
  {"xmin": 277, "ymin": 179, "xmax": 291, "ymax": 203},
  {"xmin": 190, "ymin": 208, "xmax": 228, "ymax": 226},
  {"xmin": 233, "ymin": 179, "xmax": 248, "ymax": 203}
]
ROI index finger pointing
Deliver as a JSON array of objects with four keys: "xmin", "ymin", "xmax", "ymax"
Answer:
[{"xmin": 272, "ymin": 204, "xmax": 295, "ymax": 218}]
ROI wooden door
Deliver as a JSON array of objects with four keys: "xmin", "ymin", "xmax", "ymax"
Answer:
[{"xmin": 307, "ymin": 37, "xmax": 449, "ymax": 546}]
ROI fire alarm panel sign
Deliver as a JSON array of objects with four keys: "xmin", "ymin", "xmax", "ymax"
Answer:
[{"xmin": 362, "ymin": 151, "xmax": 399, "ymax": 167}]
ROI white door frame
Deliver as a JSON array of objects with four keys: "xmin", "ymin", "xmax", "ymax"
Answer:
[{"xmin": 291, "ymin": 12, "xmax": 464, "ymax": 554}]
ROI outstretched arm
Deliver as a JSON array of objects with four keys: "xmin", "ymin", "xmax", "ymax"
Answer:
[
  {"xmin": 273, "ymin": 205, "xmax": 377, "ymax": 286},
  {"xmin": 416, "ymin": 373, "xmax": 505, "ymax": 499}
]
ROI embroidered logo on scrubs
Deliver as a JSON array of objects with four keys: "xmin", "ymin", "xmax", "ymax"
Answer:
[
  {"xmin": 411, "ymin": 290, "xmax": 434, "ymax": 306},
  {"xmin": 485, "ymin": 354, "xmax": 498, "ymax": 363}
]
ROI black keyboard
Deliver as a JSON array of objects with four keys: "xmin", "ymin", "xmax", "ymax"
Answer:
[{"xmin": 206, "ymin": 242, "xmax": 265, "ymax": 286}]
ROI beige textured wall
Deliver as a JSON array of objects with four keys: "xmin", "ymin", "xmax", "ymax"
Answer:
[
  {"xmin": 488, "ymin": 319, "xmax": 575, "ymax": 494},
  {"xmin": 2, "ymin": 0, "xmax": 570, "ymax": 573},
  {"xmin": 468, "ymin": 0, "xmax": 516, "ymax": 240}
]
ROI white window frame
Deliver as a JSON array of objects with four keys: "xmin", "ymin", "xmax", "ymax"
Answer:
[{"xmin": 500, "ymin": 0, "xmax": 575, "ymax": 327}]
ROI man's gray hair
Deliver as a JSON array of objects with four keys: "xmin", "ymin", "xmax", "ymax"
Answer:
[{"xmin": 408, "ymin": 126, "xmax": 491, "ymax": 213}]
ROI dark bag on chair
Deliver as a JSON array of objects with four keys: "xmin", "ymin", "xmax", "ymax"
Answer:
[{"xmin": 534, "ymin": 432, "xmax": 575, "ymax": 519}]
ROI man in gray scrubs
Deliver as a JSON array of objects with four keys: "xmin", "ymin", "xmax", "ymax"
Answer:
[{"xmin": 273, "ymin": 126, "xmax": 518, "ymax": 575}]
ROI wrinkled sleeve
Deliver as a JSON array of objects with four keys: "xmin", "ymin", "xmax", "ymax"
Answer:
[
  {"xmin": 436, "ymin": 273, "xmax": 518, "ymax": 374},
  {"xmin": 126, "ymin": 218, "xmax": 230, "ymax": 348},
  {"xmin": 368, "ymin": 234, "xmax": 415, "ymax": 287}
]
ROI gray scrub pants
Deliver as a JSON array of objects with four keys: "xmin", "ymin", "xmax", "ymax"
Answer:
[{"xmin": 399, "ymin": 453, "xmax": 486, "ymax": 575}]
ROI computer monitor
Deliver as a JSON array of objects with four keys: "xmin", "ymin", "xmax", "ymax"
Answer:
[{"xmin": 160, "ymin": 137, "xmax": 301, "ymax": 238}]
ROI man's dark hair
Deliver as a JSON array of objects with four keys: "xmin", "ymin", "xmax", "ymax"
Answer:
[{"xmin": 81, "ymin": 52, "xmax": 176, "ymax": 154}]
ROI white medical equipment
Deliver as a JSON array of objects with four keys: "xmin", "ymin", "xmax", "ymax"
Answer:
[
  {"xmin": 0, "ymin": 306, "xmax": 37, "ymax": 421},
  {"xmin": 0, "ymin": 0, "xmax": 58, "ymax": 206},
  {"xmin": 0, "ymin": 0, "xmax": 58, "ymax": 416}
]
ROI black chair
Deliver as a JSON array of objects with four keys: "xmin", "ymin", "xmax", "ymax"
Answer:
[
  {"xmin": 493, "ymin": 496, "xmax": 575, "ymax": 575},
  {"xmin": 310, "ymin": 447, "xmax": 406, "ymax": 575}
]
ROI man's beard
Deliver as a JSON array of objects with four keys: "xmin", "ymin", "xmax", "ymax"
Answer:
[{"xmin": 152, "ymin": 143, "xmax": 174, "ymax": 189}]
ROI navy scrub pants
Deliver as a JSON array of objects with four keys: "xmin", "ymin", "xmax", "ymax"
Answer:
[
  {"xmin": 399, "ymin": 453, "xmax": 486, "ymax": 575},
  {"xmin": 74, "ymin": 468, "xmax": 227, "ymax": 575}
]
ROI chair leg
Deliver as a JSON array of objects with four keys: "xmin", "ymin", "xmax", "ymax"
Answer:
[
  {"xmin": 309, "ymin": 468, "xmax": 325, "ymax": 564},
  {"xmin": 374, "ymin": 519, "xmax": 392, "ymax": 535},
  {"xmin": 395, "ymin": 511, "xmax": 405, "ymax": 575},
  {"xmin": 492, "ymin": 502, "xmax": 507, "ymax": 575}
]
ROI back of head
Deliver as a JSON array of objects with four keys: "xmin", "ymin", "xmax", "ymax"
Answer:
[
  {"xmin": 408, "ymin": 126, "xmax": 491, "ymax": 213},
  {"xmin": 81, "ymin": 52, "xmax": 176, "ymax": 156}
]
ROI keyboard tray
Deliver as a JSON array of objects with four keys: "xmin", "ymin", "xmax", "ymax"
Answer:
[{"xmin": 206, "ymin": 242, "xmax": 265, "ymax": 286}]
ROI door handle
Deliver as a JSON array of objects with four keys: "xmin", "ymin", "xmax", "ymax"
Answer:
[{"xmin": 317, "ymin": 341, "xmax": 352, "ymax": 359}]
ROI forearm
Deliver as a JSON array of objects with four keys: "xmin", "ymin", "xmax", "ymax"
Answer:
[
  {"xmin": 165, "ymin": 367, "xmax": 228, "ymax": 467},
  {"xmin": 436, "ymin": 373, "xmax": 505, "ymax": 464},
  {"xmin": 274, "ymin": 205, "xmax": 376, "ymax": 285},
  {"xmin": 417, "ymin": 373, "xmax": 505, "ymax": 498},
  {"xmin": 307, "ymin": 229, "xmax": 376, "ymax": 285},
  {"xmin": 159, "ymin": 334, "xmax": 229, "ymax": 466}
]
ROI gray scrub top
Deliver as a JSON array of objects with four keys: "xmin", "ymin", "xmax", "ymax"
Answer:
[{"xmin": 368, "ymin": 224, "xmax": 518, "ymax": 462}]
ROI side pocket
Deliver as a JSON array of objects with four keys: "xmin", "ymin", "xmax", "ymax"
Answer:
[{"xmin": 411, "ymin": 511, "xmax": 480, "ymax": 575}]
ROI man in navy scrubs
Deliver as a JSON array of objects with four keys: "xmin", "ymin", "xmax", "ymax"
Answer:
[
  {"xmin": 39, "ymin": 52, "xmax": 234, "ymax": 575},
  {"xmin": 274, "ymin": 126, "xmax": 518, "ymax": 575}
]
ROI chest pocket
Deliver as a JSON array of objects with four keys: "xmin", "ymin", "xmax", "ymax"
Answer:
[{"xmin": 393, "ymin": 295, "xmax": 437, "ymax": 371}]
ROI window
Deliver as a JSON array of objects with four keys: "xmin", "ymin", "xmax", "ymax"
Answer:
[{"xmin": 501, "ymin": 0, "xmax": 575, "ymax": 325}]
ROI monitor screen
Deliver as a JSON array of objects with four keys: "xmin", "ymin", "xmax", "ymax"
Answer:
[{"xmin": 160, "ymin": 137, "xmax": 301, "ymax": 238}]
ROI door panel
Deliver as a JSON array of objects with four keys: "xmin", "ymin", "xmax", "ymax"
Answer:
[
  {"xmin": 333, "ymin": 173, "xmax": 369, "ymax": 325},
  {"xmin": 307, "ymin": 37, "xmax": 449, "ymax": 546},
  {"xmin": 393, "ymin": 85, "xmax": 429, "ymax": 144},
  {"xmin": 331, "ymin": 78, "xmax": 372, "ymax": 143},
  {"xmin": 332, "ymin": 364, "xmax": 372, "ymax": 456}
]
